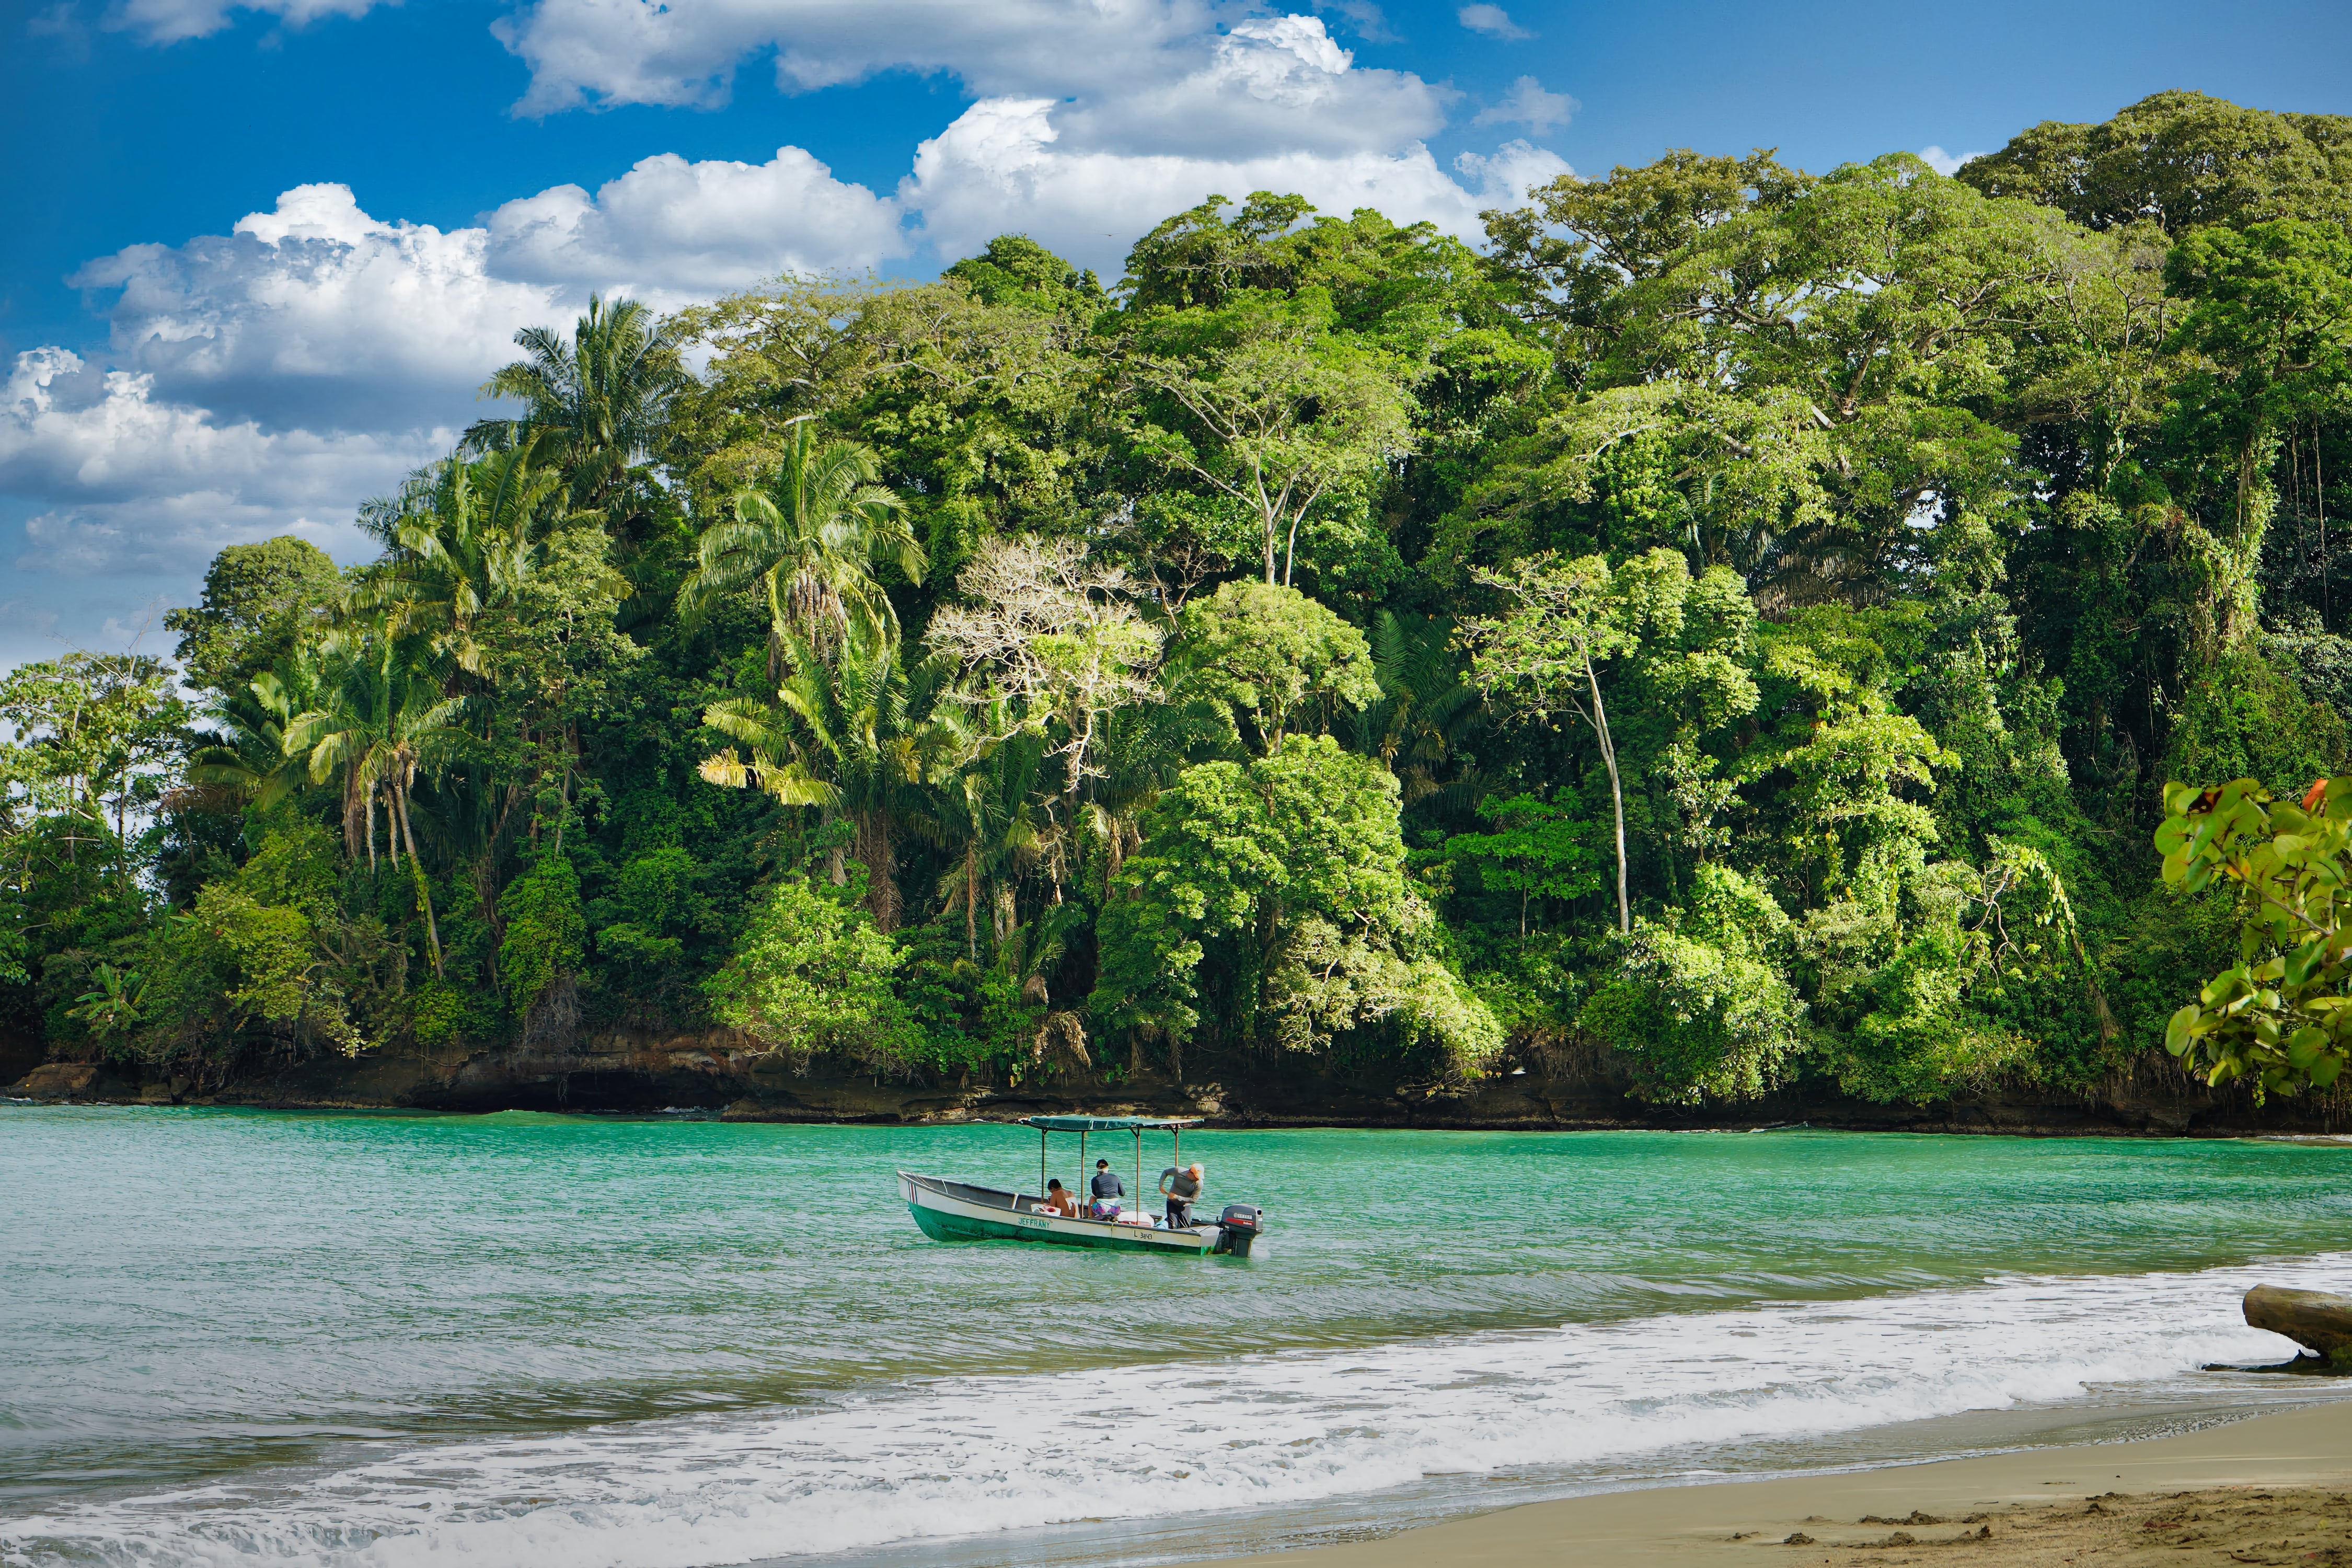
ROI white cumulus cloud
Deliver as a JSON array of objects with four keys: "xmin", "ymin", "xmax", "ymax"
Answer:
[
  {"xmin": 493, "ymin": 1, "xmax": 1445, "ymax": 161},
  {"xmin": 903, "ymin": 99, "xmax": 1568, "ymax": 270},
  {"xmin": 72, "ymin": 157, "xmax": 898, "ymax": 438},
  {"xmin": 484, "ymin": 146, "xmax": 902, "ymax": 297},
  {"xmin": 74, "ymin": 185, "xmax": 559, "ymax": 435},
  {"xmin": 10, "ymin": 157, "xmax": 901, "ymax": 630},
  {"xmin": 1061, "ymin": 15, "xmax": 1446, "ymax": 159}
]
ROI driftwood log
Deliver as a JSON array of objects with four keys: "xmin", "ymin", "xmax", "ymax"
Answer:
[{"xmin": 2244, "ymin": 1285, "xmax": 2352, "ymax": 1360}]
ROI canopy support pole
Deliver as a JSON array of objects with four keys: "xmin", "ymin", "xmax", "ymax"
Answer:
[
  {"xmin": 1078, "ymin": 1131, "xmax": 1087, "ymax": 1209},
  {"xmin": 1039, "ymin": 1127, "xmax": 1046, "ymax": 1207},
  {"xmin": 1134, "ymin": 1128, "xmax": 1143, "ymax": 1214}
]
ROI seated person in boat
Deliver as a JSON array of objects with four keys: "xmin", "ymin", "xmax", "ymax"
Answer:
[
  {"xmin": 1159, "ymin": 1162, "xmax": 1203, "ymax": 1226},
  {"xmin": 1041, "ymin": 1179, "xmax": 1080, "ymax": 1218},
  {"xmin": 1089, "ymin": 1159, "xmax": 1125, "ymax": 1218}
]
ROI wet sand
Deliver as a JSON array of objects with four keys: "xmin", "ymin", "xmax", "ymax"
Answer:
[{"xmin": 1209, "ymin": 1396, "xmax": 2352, "ymax": 1567}]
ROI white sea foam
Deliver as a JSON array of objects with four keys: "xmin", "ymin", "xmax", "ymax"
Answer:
[{"xmin": 3, "ymin": 1256, "xmax": 2342, "ymax": 1568}]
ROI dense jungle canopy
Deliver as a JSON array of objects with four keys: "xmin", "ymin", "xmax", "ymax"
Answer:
[{"xmin": 10, "ymin": 89, "xmax": 2352, "ymax": 1108}]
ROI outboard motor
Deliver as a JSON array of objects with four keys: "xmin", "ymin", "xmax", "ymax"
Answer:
[{"xmin": 1211, "ymin": 1203, "xmax": 1264, "ymax": 1258}]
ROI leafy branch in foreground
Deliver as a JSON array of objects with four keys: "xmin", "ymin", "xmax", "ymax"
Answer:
[{"xmin": 2160, "ymin": 776, "xmax": 2352, "ymax": 1097}]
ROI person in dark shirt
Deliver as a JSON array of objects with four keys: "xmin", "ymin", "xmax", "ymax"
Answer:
[
  {"xmin": 1159, "ymin": 1161, "xmax": 1203, "ymax": 1227},
  {"xmin": 1090, "ymin": 1158, "xmax": 1125, "ymax": 1219}
]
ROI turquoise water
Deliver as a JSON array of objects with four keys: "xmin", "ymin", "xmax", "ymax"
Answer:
[{"xmin": 4, "ymin": 1106, "xmax": 2351, "ymax": 1565}]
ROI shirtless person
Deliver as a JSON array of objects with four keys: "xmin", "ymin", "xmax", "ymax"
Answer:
[{"xmin": 1041, "ymin": 1179, "xmax": 1079, "ymax": 1218}]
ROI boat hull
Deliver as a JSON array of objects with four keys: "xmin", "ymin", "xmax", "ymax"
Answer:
[{"xmin": 897, "ymin": 1171, "xmax": 1218, "ymax": 1254}]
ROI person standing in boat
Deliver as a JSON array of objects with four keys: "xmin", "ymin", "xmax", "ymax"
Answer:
[
  {"xmin": 1090, "ymin": 1158, "xmax": 1125, "ymax": 1219},
  {"xmin": 1159, "ymin": 1161, "xmax": 1203, "ymax": 1227}
]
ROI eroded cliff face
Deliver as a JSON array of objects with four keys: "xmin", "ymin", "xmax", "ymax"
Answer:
[{"xmin": 8, "ymin": 1031, "xmax": 2347, "ymax": 1137}]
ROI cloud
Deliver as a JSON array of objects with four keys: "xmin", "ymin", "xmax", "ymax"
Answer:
[
  {"xmin": 903, "ymin": 99, "xmax": 1568, "ymax": 270},
  {"xmin": 103, "ymin": 0, "xmax": 389, "ymax": 45},
  {"xmin": 1918, "ymin": 146, "xmax": 1985, "ymax": 177},
  {"xmin": 1056, "ymin": 15, "xmax": 1447, "ymax": 159},
  {"xmin": 483, "ymin": 146, "xmax": 902, "ymax": 295},
  {"xmin": 1456, "ymin": 4, "xmax": 1530, "ymax": 39},
  {"xmin": 1451, "ymin": 140, "xmax": 1574, "ymax": 211},
  {"xmin": 493, "ymin": 0, "xmax": 1443, "ymax": 156},
  {"xmin": 72, "ymin": 157, "xmax": 897, "ymax": 437},
  {"xmin": 495, "ymin": 0, "xmax": 1229, "ymax": 117},
  {"xmin": 74, "ymin": 185, "xmax": 559, "ymax": 435},
  {"xmin": 1473, "ymin": 75, "xmax": 1575, "ymax": 134},
  {"xmin": 0, "ymin": 347, "xmax": 434, "ymax": 579}
]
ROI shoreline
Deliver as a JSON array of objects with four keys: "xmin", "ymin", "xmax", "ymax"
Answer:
[
  {"xmin": 10, "ymin": 1096, "xmax": 2352, "ymax": 1143},
  {"xmin": 1198, "ymin": 1397, "xmax": 2352, "ymax": 1567}
]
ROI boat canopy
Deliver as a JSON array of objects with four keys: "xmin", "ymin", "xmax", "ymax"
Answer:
[{"xmin": 1017, "ymin": 1115, "xmax": 1203, "ymax": 1132}]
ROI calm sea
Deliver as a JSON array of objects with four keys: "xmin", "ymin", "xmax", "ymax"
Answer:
[{"xmin": 3, "ymin": 1105, "xmax": 2350, "ymax": 1566}]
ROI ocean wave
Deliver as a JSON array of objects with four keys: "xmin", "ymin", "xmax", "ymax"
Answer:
[{"xmin": 4, "ymin": 1255, "xmax": 2340, "ymax": 1568}]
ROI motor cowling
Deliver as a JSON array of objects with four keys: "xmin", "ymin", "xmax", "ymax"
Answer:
[{"xmin": 1212, "ymin": 1203, "xmax": 1264, "ymax": 1257}]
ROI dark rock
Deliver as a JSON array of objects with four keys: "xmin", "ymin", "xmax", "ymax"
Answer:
[
  {"xmin": 2245, "ymin": 1284, "xmax": 2352, "ymax": 1362},
  {"xmin": 1782, "ymin": 1533, "xmax": 1814, "ymax": 1546},
  {"xmin": 9, "ymin": 1062, "xmax": 100, "ymax": 1099}
]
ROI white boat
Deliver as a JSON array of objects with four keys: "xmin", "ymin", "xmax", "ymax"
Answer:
[{"xmin": 897, "ymin": 1115, "xmax": 1264, "ymax": 1256}]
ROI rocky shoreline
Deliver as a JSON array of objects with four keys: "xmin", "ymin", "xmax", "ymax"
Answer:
[{"xmin": 7, "ymin": 1030, "xmax": 2347, "ymax": 1137}]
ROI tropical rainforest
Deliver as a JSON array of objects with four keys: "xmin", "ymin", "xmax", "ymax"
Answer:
[{"xmin": 8, "ymin": 89, "xmax": 2352, "ymax": 1112}]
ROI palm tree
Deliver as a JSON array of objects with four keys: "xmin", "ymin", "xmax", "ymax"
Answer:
[
  {"xmin": 1354, "ymin": 609, "xmax": 1483, "ymax": 809},
  {"xmin": 182, "ymin": 654, "xmax": 323, "ymax": 815},
  {"xmin": 284, "ymin": 639, "xmax": 468, "ymax": 977},
  {"xmin": 676, "ymin": 421, "xmax": 924, "ymax": 672},
  {"xmin": 466, "ymin": 294, "xmax": 685, "ymax": 522},
  {"xmin": 699, "ymin": 618, "xmax": 959, "ymax": 931},
  {"xmin": 356, "ymin": 444, "xmax": 574, "ymax": 675},
  {"xmin": 925, "ymin": 721, "xmax": 1052, "ymax": 957}
]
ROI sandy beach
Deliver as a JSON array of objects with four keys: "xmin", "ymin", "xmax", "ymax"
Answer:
[{"xmin": 1209, "ymin": 1395, "xmax": 2352, "ymax": 1568}]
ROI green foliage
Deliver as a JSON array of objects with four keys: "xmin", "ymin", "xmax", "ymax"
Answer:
[
  {"xmin": 2157, "ymin": 776, "xmax": 2352, "ymax": 1098},
  {"xmin": 164, "ymin": 536, "xmax": 342, "ymax": 695},
  {"xmin": 121, "ymin": 823, "xmax": 368, "ymax": 1063},
  {"xmin": 1092, "ymin": 734, "xmax": 1500, "ymax": 1074},
  {"xmin": 2165, "ymin": 644, "xmax": 2347, "ymax": 797},
  {"xmin": 944, "ymin": 234, "xmax": 1105, "ymax": 310},
  {"xmin": 1581, "ymin": 864, "xmax": 1808, "ymax": 1103},
  {"xmin": 1174, "ymin": 579, "xmax": 1380, "ymax": 750},
  {"xmin": 498, "ymin": 854, "xmax": 585, "ymax": 1015},
  {"xmin": 1122, "ymin": 281, "xmax": 1420, "ymax": 588},
  {"xmin": 1959, "ymin": 90, "xmax": 2352, "ymax": 235},
  {"xmin": 1436, "ymin": 790, "xmax": 1605, "ymax": 926},
  {"xmin": 29, "ymin": 118, "xmax": 2352, "ymax": 1117},
  {"xmin": 704, "ymin": 874, "xmax": 919, "ymax": 1071},
  {"xmin": 410, "ymin": 980, "xmax": 497, "ymax": 1050}
]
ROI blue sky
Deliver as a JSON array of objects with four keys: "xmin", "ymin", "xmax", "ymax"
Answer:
[{"xmin": 3, "ymin": 0, "xmax": 2349, "ymax": 667}]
